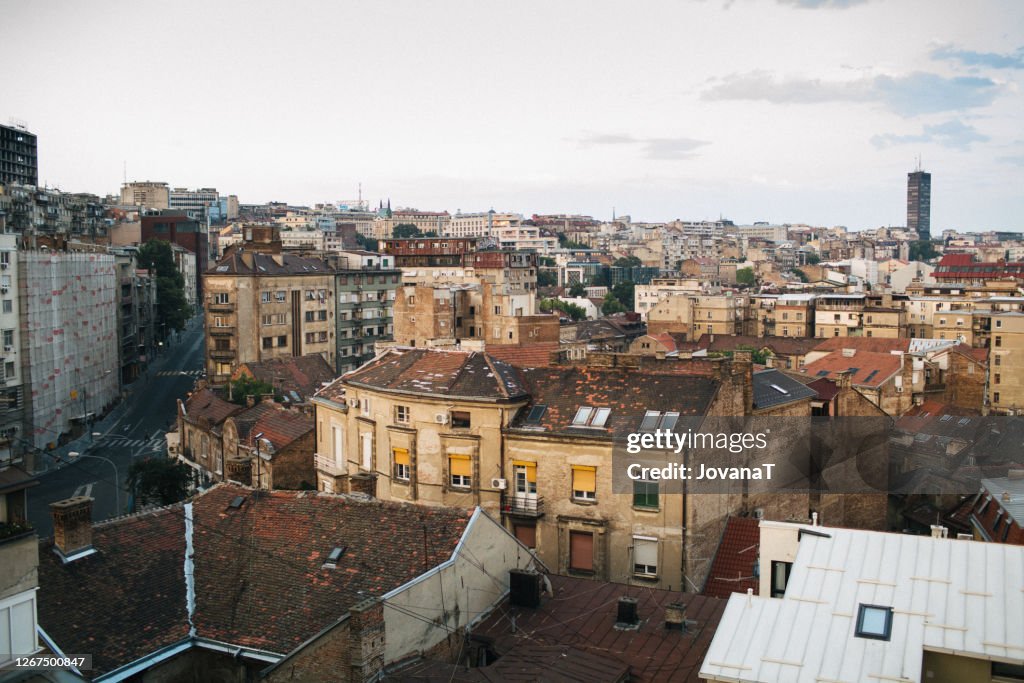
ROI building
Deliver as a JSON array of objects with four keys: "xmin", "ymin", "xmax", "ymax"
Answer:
[
  {"xmin": 119, "ymin": 181, "xmax": 170, "ymax": 210},
  {"xmin": 970, "ymin": 475, "xmax": 1024, "ymax": 544},
  {"xmin": 169, "ymin": 186, "xmax": 219, "ymax": 221},
  {"xmin": 0, "ymin": 236, "xmax": 23, "ymax": 460},
  {"xmin": 202, "ymin": 228, "xmax": 335, "ymax": 384},
  {"xmin": 141, "ymin": 210, "xmax": 209, "ymax": 299},
  {"xmin": 0, "ymin": 123, "xmax": 37, "ymax": 187},
  {"xmin": 701, "ymin": 520, "xmax": 1024, "ymax": 682},
  {"xmin": 989, "ymin": 311, "xmax": 1024, "ymax": 414},
  {"xmin": 230, "ymin": 354, "xmax": 336, "ymax": 412},
  {"xmin": 37, "ymin": 484, "xmax": 539, "ymax": 681},
  {"xmin": 0, "ymin": 467, "xmax": 41, "ymax": 669},
  {"xmin": 907, "ymin": 168, "xmax": 932, "ymax": 240},
  {"xmin": 0, "ymin": 184, "xmax": 108, "ymax": 238},
  {"xmin": 332, "ymin": 257, "xmax": 400, "ymax": 374},
  {"xmin": 18, "ymin": 246, "xmax": 120, "ymax": 455},
  {"xmin": 311, "ymin": 348, "xmax": 529, "ymax": 507}
]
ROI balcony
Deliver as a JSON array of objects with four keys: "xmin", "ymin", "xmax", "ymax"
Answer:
[
  {"xmin": 208, "ymin": 302, "xmax": 234, "ymax": 313},
  {"xmin": 210, "ymin": 348, "xmax": 236, "ymax": 360},
  {"xmin": 503, "ymin": 495, "xmax": 544, "ymax": 518},
  {"xmin": 315, "ymin": 453, "xmax": 345, "ymax": 476},
  {"xmin": 210, "ymin": 326, "xmax": 235, "ymax": 336}
]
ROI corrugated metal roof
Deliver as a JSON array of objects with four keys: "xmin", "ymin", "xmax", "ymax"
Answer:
[
  {"xmin": 982, "ymin": 477, "xmax": 1024, "ymax": 528},
  {"xmin": 701, "ymin": 525, "xmax": 1024, "ymax": 682}
]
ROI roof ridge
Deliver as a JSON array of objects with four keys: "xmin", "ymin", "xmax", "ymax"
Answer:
[{"xmin": 479, "ymin": 352, "xmax": 511, "ymax": 399}]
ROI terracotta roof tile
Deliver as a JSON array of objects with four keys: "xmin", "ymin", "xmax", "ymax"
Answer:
[
  {"xmin": 231, "ymin": 402, "xmax": 314, "ymax": 450},
  {"xmin": 486, "ymin": 343, "xmax": 561, "ymax": 368},
  {"xmin": 800, "ymin": 351, "xmax": 903, "ymax": 388},
  {"xmin": 703, "ymin": 516, "xmax": 760, "ymax": 600},
  {"xmin": 812, "ymin": 337, "xmax": 911, "ymax": 354},
  {"xmin": 694, "ymin": 334, "xmax": 819, "ymax": 356},
  {"xmin": 184, "ymin": 388, "xmax": 244, "ymax": 426},
  {"xmin": 233, "ymin": 354, "xmax": 337, "ymax": 403}
]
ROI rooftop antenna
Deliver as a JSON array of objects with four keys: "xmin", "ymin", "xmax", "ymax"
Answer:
[{"xmin": 123, "ymin": 161, "xmax": 127, "ymax": 184}]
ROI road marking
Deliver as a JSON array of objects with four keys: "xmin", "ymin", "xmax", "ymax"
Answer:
[{"xmin": 73, "ymin": 483, "xmax": 95, "ymax": 498}]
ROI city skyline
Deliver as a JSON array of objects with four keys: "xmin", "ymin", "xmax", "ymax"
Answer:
[{"xmin": 3, "ymin": 0, "xmax": 1023, "ymax": 231}]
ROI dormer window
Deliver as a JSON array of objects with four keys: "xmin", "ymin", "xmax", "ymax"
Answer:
[{"xmin": 571, "ymin": 406, "xmax": 611, "ymax": 428}]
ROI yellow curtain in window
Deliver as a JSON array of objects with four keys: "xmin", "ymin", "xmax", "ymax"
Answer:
[
  {"xmin": 572, "ymin": 466, "xmax": 596, "ymax": 492},
  {"xmin": 393, "ymin": 448, "xmax": 410, "ymax": 465},
  {"xmin": 449, "ymin": 454, "xmax": 472, "ymax": 477},
  {"xmin": 512, "ymin": 461, "xmax": 537, "ymax": 482}
]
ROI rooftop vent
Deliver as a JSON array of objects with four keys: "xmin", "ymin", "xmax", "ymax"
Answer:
[
  {"xmin": 616, "ymin": 597, "xmax": 639, "ymax": 627},
  {"xmin": 842, "ymin": 348, "xmax": 856, "ymax": 358},
  {"xmin": 509, "ymin": 569, "xmax": 542, "ymax": 608},
  {"xmin": 664, "ymin": 602, "xmax": 686, "ymax": 631}
]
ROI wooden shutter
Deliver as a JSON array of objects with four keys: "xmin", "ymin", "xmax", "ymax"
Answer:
[
  {"xmin": 569, "ymin": 531, "xmax": 593, "ymax": 571},
  {"xmin": 514, "ymin": 524, "xmax": 537, "ymax": 548}
]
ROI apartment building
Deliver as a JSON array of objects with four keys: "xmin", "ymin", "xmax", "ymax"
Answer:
[
  {"xmin": 0, "ymin": 123, "xmax": 37, "ymax": 187},
  {"xmin": 119, "ymin": 181, "xmax": 169, "ymax": 210},
  {"xmin": 989, "ymin": 311, "xmax": 1024, "ymax": 414},
  {"xmin": 0, "ymin": 468, "xmax": 40, "ymax": 669},
  {"xmin": 169, "ymin": 187, "xmax": 219, "ymax": 221},
  {"xmin": 372, "ymin": 208, "xmax": 450, "ymax": 239},
  {"xmin": 634, "ymin": 277, "xmax": 702, "ymax": 321},
  {"xmin": 202, "ymin": 227, "xmax": 335, "ymax": 384},
  {"xmin": 332, "ymin": 252, "xmax": 400, "ymax": 374},
  {"xmin": 0, "ymin": 236, "xmax": 22, "ymax": 463},
  {"xmin": 646, "ymin": 292, "xmax": 749, "ymax": 339},
  {"xmin": 446, "ymin": 210, "xmax": 522, "ymax": 238},
  {"xmin": 141, "ymin": 210, "xmax": 209, "ymax": 299},
  {"xmin": 0, "ymin": 184, "xmax": 108, "ymax": 239}
]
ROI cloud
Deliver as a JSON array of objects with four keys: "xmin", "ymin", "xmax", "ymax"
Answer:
[
  {"xmin": 775, "ymin": 0, "xmax": 869, "ymax": 8},
  {"xmin": 998, "ymin": 155, "xmax": 1024, "ymax": 167},
  {"xmin": 870, "ymin": 119, "xmax": 989, "ymax": 151},
  {"xmin": 931, "ymin": 45, "xmax": 1024, "ymax": 70},
  {"xmin": 578, "ymin": 133, "xmax": 709, "ymax": 160},
  {"xmin": 702, "ymin": 71, "xmax": 1001, "ymax": 116}
]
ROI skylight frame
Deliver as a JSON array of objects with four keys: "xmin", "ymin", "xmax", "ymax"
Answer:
[{"xmin": 855, "ymin": 604, "xmax": 893, "ymax": 641}]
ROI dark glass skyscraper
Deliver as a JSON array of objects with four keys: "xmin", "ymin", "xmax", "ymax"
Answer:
[
  {"xmin": 907, "ymin": 169, "xmax": 931, "ymax": 240},
  {"xmin": 0, "ymin": 123, "xmax": 38, "ymax": 187}
]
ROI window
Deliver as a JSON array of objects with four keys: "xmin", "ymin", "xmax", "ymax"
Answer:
[
  {"xmin": 361, "ymin": 398, "xmax": 371, "ymax": 416},
  {"xmin": 770, "ymin": 560, "xmax": 792, "ymax": 598},
  {"xmin": 855, "ymin": 604, "xmax": 894, "ymax": 641},
  {"xmin": 525, "ymin": 405, "xmax": 547, "ymax": 423},
  {"xmin": 275, "ymin": 290, "xmax": 286, "ymax": 301},
  {"xmin": 393, "ymin": 448, "xmax": 410, "ymax": 481},
  {"xmin": 277, "ymin": 335, "xmax": 287, "ymax": 347},
  {"xmin": 0, "ymin": 594, "xmax": 38, "ymax": 664},
  {"xmin": 996, "ymin": 319, "xmax": 1003, "ymax": 328},
  {"xmin": 262, "ymin": 314, "xmax": 273, "ymax": 326},
  {"xmin": 996, "ymin": 374, "xmax": 1001, "ymax": 384},
  {"xmin": 569, "ymin": 531, "xmax": 594, "ymax": 572},
  {"xmin": 261, "ymin": 291, "xmax": 271, "ymax": 303},
  {"xmin": 262, "ymin": 337, "xmax": 273, "ymax": 350},
  {"xmin": 996, "ymin": 336, "xmax": 1002, "ymax": 347},
  {"xmin": 1, "ymin": 300, "xmax": 10, "ymax": 314},
  {"xmin": 572, "ymin": 466, "xmax": 596, "ymax": 501},
  {"xmin": 633, "ymin": 479, "xmax": 658, "ymax": 509},
  {"xmin": 395, "ymin": 405, "xmax": 410, "ymax": 424},
  {"xmin": 995, "ymin": 392, "xmax": 1001, "ymax": 403},
  {"xmin": 572, "ymin": 406, "xmax": 593, "ymax": 426},
  {"xmin": 451, "ymin": 411, "xmax": 471, "ymax": 429},
  {"xmin": 4, "ymin": 362, "xmax": 13, "ymax": 379},
  {"xmin": 214, "ymin": 293, "xmax": 229, "ymax": 304},
  {"xmin": 449, "ymin": 454, "xmax": 471, "ymax": 488},
  {"xmin": 1, "ymin": 330, "xmax": 12, "ymax": 347},
  {"xmin": 995, "ymin": 355, "xmax": 1001, "ymax": 366},
  {"xmin": 633, "ymin": 536, "xmax": 658, "ymax": 576}
]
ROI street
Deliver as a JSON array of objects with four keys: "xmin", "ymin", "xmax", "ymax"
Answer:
[{"xmin": 27, "ymin": 316, "xmax": 206, "ymax": 537}]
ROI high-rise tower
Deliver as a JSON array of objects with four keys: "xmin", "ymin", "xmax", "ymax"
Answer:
[{"xmin": 907, "ymin": 163, "xmax": 931, "ymax": 240}]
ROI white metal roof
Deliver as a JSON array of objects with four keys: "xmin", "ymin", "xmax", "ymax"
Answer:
[
  {"xmin": 701, "ymin": 525, "xmax": 1024, "ymax": 682},
  {"xmin": 982, "ymin": 477, "xmax": 1024, "ymax": 528}
]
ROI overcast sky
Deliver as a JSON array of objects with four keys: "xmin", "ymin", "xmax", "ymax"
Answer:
[{"xmin": 3, "ymin": 0, "xmax": 1023, "ymax": 231}]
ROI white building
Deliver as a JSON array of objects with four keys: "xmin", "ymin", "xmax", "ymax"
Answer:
[
  {"xmin": 634, "ymin": 277, "xmax": 703, "ymax": 320},
  {"xmin": 0, "ymin": 235, "xmax": 23, "ymax": 460},
  {"xmin": 446, "ymin": 211, "xmax": 522, "ymax": 238},
  {"xmin": 169, "ymin": 187, "xmax": 219, "ymax": 221},
  {"xmin": 701, "ymin": 520, "xmax": 1024, "ymax": 682}
]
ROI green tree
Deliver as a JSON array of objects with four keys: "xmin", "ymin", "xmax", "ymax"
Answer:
[
  {"xmin": 392, "ymin": 223, "xmax": 421, "ymax": 238},
  {"xmin": 537, "ymin": 270, "xmax": 557, "ymax": 287},
  {"xmin": 556, "ymin": 232, "xmax": 589, "ymax": 249},
  {"xmin": 128, "ymin": 457, "xmax": 192, "ymax": 507},
  {"xmin": 805, "ymin": 253, "xmax": 821, "ymax": 265},
  {"xmin": 568, "ymin": 282, "xmax": 586, "ymax": 297},
  {"xmin": 354, "ymin": 233, "xmax": 379, "ymax": 250},
  {"xmin": 613, "ymin": 255, "xmax": 642, "ymax": 270},
  {"xmin": 539, "ymin": 256, "xmax": 556, "ymax": 267},
  {"xmin": 601, "ymin": 292, "xmax": 627, "ymax": 316},
  {"xmin": 736, "ymin": 267, "xmax": 756, "ymax": 286},
  {"xmin": 138, "ymin": 240, "xmax": 191, "ymax": 337},
  {"xmin": 228, "ymin": 374, "xmax": 277, "ymax": 405},
  {"xmin": 908, "ymin": 240, "xmax": 939, "ymax": 261},
  {"xmin": 611, "ymin": 281, "xmax": 634, "ymax": 310},
  {"xmin": 539, "ymin": 298, "xmax": 587, "ymax": 321},
  {"xmin": 792, "ymin": 269, "xmax": 809, "ymax": 283}
]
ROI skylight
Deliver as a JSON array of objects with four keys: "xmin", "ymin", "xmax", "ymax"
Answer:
[
  {"xmin": 572, "ymin": 407, "xmax": 594, "ymax": 426},
  {"xmin": 659, "ymin": 412, "xmax": 680, "ymax": 431},
  {"xmin": 640, "ymin": 410, "xmax": 661, "ymax": 432},
  {"xmin": 591, "ymin": 407, "xmax": 611, "ymax": 427},
  {"xmin": 855, "ymin": 604, "xmax": 893, "ymax": 641},
  {"xmin": 769, "ymin": 383, "xmax": 789, "ymax": 395},
  {"xmin": 940, "ymin": 414, "xmax": 952, "ymax": 422},
  {"xmin": 958, "ymin": 418, "xmax": 971, "ymax": 426},
  {"xmin": 526, "ymin": 405, "xmax": 547, "ymax": 423},
  {"xmin": 572, "ymin": 406, "xmax": 612, "ymax": 428}
]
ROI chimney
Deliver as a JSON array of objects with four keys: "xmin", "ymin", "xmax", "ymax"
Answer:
[
  {"xmin": 664, "ymin": 602, "xmax": 686, "ymax": 630},
  {"xmin": 246, "ymin": 395, "xmax": 256, "ymax": 408},
  {"xmin": 616, "ymin": 597, "xmax": 639, "ymax": 626},
  {"xmin": 50, "ymin": 496, "xmax": 96, "ymax": 562},
  {"xmin": 348, "ymin": 472, "xmax": 377, "ymax": 498},
  {"xmin": 930, "ymin": 525, "xmax": 948, "ymax": 539},
  {"xmin": 347, "ymin": 597, "xmax": 385, "ymax": 683}
]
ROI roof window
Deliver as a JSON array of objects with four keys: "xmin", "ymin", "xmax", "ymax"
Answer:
[{"xmin": 855, "ymin": 604, "xmax": 893, "ymax": 641}]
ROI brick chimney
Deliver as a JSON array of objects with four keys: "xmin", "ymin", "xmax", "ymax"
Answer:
[
  {"xmin": 347, "ymin": 597, "xmax": 385, "ymax": 683},
  {"xmin": 349, "ymin": 472, "xmax": 377, "ymax": 498},
  {"xmin": 50, "ymin": 496, "xmax": 95, "ymax": 562}
]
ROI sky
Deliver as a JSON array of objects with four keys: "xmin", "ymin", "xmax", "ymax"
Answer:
[{"xmin": 3, "ymin": 0, "xmax": 1023, "ymax": 231}]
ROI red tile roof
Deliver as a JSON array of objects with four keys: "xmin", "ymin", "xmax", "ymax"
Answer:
[
  {"xmin": 511, "ymin": 367, "xmax": 719, "ymax": 437},
  {"xmin": 485, "ymin": 342, "xmax": 561, "ymax": 367},
  {"xmin": 230, "ymin": 401, "xmax": 314, "ymax": 450},
  {"xmin": 470, "ymin": 574, "xmax": 726, "ymax": 683},
  {"xmin": 341, "ymin": 348, "xmax": 528, "ymax": 401},
  {"xmin": 37, "ymin": 484, "xmax": 474, "ymax": 675},
  {"xmin": 703, "ymin": 517, "xmax": 760, "ymax": 600},
  {"xmin": 693, "ymin": 334, "xmax": 820, "ymax": 357},
  {"xmin": 233, "ymin": 354, "xmax": 337, "ymax": 403},
  {"xmin": 800, "ymin": 350, "xmax": 903, "ymax": 388},
  {"xmin": 952, "ymin": 343, "xmax": 989, "ymax": 364},
  {"xmin": 812, "ymin": 337, "xmax": 911, "ymax": 354},
  {"xmin": 184, "ymin": 387, "xmax": 244, "ymax": 426}
]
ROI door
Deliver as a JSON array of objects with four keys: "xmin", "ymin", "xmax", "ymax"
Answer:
[{"xmin": 513, "ymin": 463, "xmax": 537, "ymax": 512}]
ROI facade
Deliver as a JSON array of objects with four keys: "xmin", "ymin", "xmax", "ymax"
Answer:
[
  {"xmin": 119, "ymin": 181, "xmax": 170, "ymax": 210},
  {"xmin": 169, "ymin": 186, "xmax": 219, "ymax": 221},
  {"xmin": 0, "ymin": 236, "xmax": 23, "ymax": 460},
  {"xmin": 0, "ymin": 123, "xmax": 37, "ymax": 187},
  {"xmin": 0, "ymin": 469, "xmax": 40, "ymax": 669},
  {"xmin": 141, "ymin": 210, "xmax": 209, "ymax": 299},
  {"xmin": 907, "ymin": 169, "xmax": 932, "ymax": 240},
  {"xmin": 334, "ymin": 265, "xmax": 399, "ymax": 374},
  {"xmin": 989, "ymin": 312, "xmax": 1024, "ymax": 414},
  {"xmin": 202, "ymin": 247, "xmax": 335, "ymax": 385},
  {"xmin": 0, "ymin": 184, "xmax": 108, "ymax": 238},
  {"xmin": 18, "ymin": 248, "xmax": 120, "ymax": 453}
]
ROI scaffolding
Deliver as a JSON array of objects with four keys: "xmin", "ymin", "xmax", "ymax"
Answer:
[{"xmin": 19, "ymin": 250, "xmax": 119, "ymax": 450}]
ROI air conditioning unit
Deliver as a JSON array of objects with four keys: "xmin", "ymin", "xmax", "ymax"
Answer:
[
  {"xmin": 0, "ymin": 287, "xmax": 7, "ymax": 293},
  {"xmin": 434, "ymin": 413, "xmax": 448, "ymax": 424},
  {"xmin": 491, "ymin": 478, "xmax": 507, "ymax": 490},
  {"xmin": 0, "ymin": 263, "xmax": 7, "ymax": 269},
  {"xmin": 2, "ymin": 346, "xmax": 10, "ymax": 353}
]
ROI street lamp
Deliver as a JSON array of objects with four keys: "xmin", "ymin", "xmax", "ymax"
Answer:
[{"xmin": 68, "ymin": 450, "xmax": 121, "ymax": 515}]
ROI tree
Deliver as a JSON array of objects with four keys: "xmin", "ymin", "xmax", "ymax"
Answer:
[
  {"xmin": 354, "ymin": 233, "xmax": 379, "ymax": 251},
  {"xmin": 228, "ymin": 374, "xmax": 276, "ymax": 405},
  {"xmin": 601, "ymin": 292, "xmax": 627, "ymax": 316},
  {"xmin": 128, "ymin": 457, "xmax": 191, "ymax": 507},
  {"xmin": 568, "ymin": 282, "xmax": 586, "ymax": 298},
  {"xmin": 613, "ymin": 255, "xmax": 642, "ymax": 270},
  {"xmin": 138, "ymin": 240, "xmax": 191, "ymax": 337},
  {"xmin": 556, "ymin": 232, "xmax": 589, "ymax": 250},
  {"xmin": 736, "ymin": 267, "xmax": 756, "ymax": 286},
  {"xmin": 909, "ymin": 240, "xmax": 939, "ymax": 261},
  {"xmin": 805, "ymin": 253, "xmax": 821, "ymax": 265},
  {"xmin": 539, "ymin": 256, "xmax": 556, "ymax": 267},
  {"xmin": 537, "ymin": 270, "xmax": 557, "ymax": 287},
  {"xmin": 792, "ymin": 269, "xmax": 809, "ymax": 283},
  {"xmin": 611, "ymin": 281, "xmax": 634, "ymax": 310},
  {"xmin": 539, "ymin": 298, "xmax": 587, "ymax": 321},
  {"xmin": 392, "ymin": 223, "xmax": 421, "ymax": 238}
]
